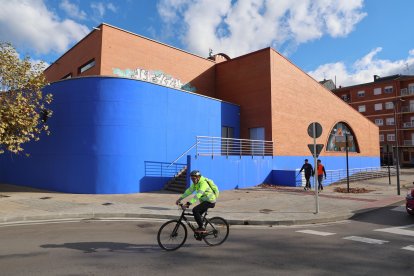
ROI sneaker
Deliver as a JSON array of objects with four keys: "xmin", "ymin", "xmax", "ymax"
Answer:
[{"xmin": 195, "ymin": 227, "xmax": 207, "ymax": 234}]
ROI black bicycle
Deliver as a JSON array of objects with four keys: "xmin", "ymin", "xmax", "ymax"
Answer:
[{"xmin": 157, "ymin": 204, "xmax": 229, "ymax": 251}]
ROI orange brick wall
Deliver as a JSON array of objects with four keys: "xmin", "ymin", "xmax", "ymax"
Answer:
[
  {"xmin": 44, "ymin": 30, "xmax": 102, "ymax": 81},
  {"xmin": 215, "ymin": 49, "xmax": 272, "ymax": 140},
  {"xmin": 269, "ymin": 49, "xmax": 379, "ymax": 156},
  {"xmin": 100, "ymin": 24, "xmax": 216, "ymax": 97}
]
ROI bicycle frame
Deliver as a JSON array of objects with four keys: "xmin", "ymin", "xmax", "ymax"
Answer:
[{"xmin": 175, "ymin": 206, "xmax": 214, "ymax": 239}]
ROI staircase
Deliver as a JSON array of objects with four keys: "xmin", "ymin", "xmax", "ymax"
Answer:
[{"xmin": 164, "ymin": 167, "xmax": 188, "ymax": 193}]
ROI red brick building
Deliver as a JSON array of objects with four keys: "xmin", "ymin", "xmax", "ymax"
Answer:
[{"xmin": 333, "ymin": 75, "xmax": 414, "ymax": 166}]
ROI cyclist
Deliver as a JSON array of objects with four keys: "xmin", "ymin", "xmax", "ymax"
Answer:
[{"xmin": 175, "ymin": 170, "xmax": 217, "ymax": 234}]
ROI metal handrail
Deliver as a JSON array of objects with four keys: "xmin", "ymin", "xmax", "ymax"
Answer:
[
  {"xmin": 196, "ymin": 136, "xmax": 274, "ymax": 157},
  {"xmin": 297, "ymin": 166, "xmax": 397, "ymax": 185},
  {"xmin": 168, "ymin": 142, "xmax": 199, "ymax": 167}
]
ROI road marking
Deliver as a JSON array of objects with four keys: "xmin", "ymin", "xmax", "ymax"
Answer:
[
  {"xmin": 343, "ymin": 236, "xmax": 389, "ymax": 245},
  {"xmin": 391, "ymin": 206, "xmax": 406, "ymax": 212},
  {"xmin": 296, "ymin": 230, "xmax": 336, "ymax": 236},
  {"xmin": 402, "ymin": 245, "xmax": 414, "ymax": 252},
  {"xmin": 374, "ymin": 224, "xmax": 414, "ymax": 237}
]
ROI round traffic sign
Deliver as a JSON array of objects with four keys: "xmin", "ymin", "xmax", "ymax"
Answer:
[{"xmin": 307, "ymin": 122, "xmax": 323, "ymax": 138}]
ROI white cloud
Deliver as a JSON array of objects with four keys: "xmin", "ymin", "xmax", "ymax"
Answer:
[
  {"xmin": 0, "ymin": 0, "xmax": 89, "ymax": 55},
  {"xmin": 59, "ymin": 0, "xmax": 87, "ymax": 20},
  {"xmin": 308, "ymin": 48, "xmax": 414, "ymax": 87},
  {"xmin": 91, "ymin": 2, "xmax": 117, "ymax": 19},
  {"xmin": 157, "ymin": 0, "xmax": 367, "ymax": 58}
]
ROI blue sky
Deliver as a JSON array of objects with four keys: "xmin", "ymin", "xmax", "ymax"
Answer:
[{"xmin": 1, "ymin": 0, "xmax": 413, "ymax": 87}]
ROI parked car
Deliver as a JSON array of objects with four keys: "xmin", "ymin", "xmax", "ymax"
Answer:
[{"xmin": 406, "ymin": 188, "xmax": 414, "ymax": 215}]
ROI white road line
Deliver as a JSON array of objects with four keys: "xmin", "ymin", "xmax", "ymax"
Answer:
[
  {"xmin": 374, "ymin": 224, "xmax": 414, "ymax": 237},
  {"xmin": 343, "ymin": 236, "xmax": 389, "ymax": 245},
  {"xmin": 296, "ymin": 230, "xmax": 336, "ymax": 236},
  {"xmin": 391, "ymin": 206, "xmax": 406, "ymax": 212},
  {"xmin": 402, "ymin": 245, "xmax": 414, "ymax": 252}
]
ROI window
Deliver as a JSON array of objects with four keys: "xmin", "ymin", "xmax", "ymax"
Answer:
[
  {"xmin": 61, "ymin": 73, "xmax": 72, "ymax": 79},
  {"xmin": 387, "ymin": 134, "xmax": 395, "ymax": 141},
  {"xmin": 358, "ymin": 105, "xmax": 366, "ymax": 112},
  {"xmin": 385, "ymin": 102, "xmax": 394, "ymax": 109},
  {"xmin": 375, "ymin": 119, "xmax": 383, "ymax": 126},
  {"xmin": 409, "ymin": 83, "xmax": 414, "ymax": 93},
  {"xmin": 78, "ymin": 59, "xmax": 96, "ymax": 74},
  {"xmin": 341, "ymin": 95, "xmax": 349, "ymax": 101},
  {"xmin": 374, "ymin": 88, "xmax": 382, "ymax": 95},
  {"xmin": 374, "ymin": 103, "xmax": 383, "ymax": 111},
  {"xmin": 326, "ymin": 122, "xmax": 359, "ymax": 152},
  {"xmin": 357, "ymin": 90, "xmax": 365, "ymax": 97},
  {"xmin": 386, "ymin": 118, "xmax": 395, "ymax": 125},
  {"xmin": 221, "ymin": 126, "xmax": 235, "ymax": 155},
  {"xmin": 379, "ymin": 134, "xmax": 384, "ymax": 142},
  {"xmin": 249, "ymin": 127, "xmax": 265, "ymax": 155},
  {"xmin": 384, "ymin": 86, "xmax": 393, "ymax": 93}
]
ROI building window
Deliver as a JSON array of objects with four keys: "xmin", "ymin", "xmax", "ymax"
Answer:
[
  {"xmin": 387, "ymin": 134, "xmax": 395, "ymax": 141},
  {"xmin": 249, "ymin": 127, "xmax": 265, "ymax": 155},
  {"xmin": 341, "ymin": 94, "xmax": 349, "ymax": 101},
  {"xmin": 61, "ymin": 73, "xmax": 72, "ymax": 79},
  {"xmin": 386, "ymin": 118, "xmax": 395, "ymax": 125},
  {"xmin": 384, "ymin": 86, "xmax": 393, "ymax": 93},
  {"xmin": 374, "ymin": 88, "xmax": 382, "ymax": 95},
  {"xmin": 358, "ymin": 105, "xmax": 366, "ymax": 112},
  {"xmin": 374, "ymin": 103, "xmax": 383, "ymax": 111},
  {"xmin": 379, "ymin": 134, "xmax": 384, "ymax": 142},
  {"xmin": 385, "ymin": 102, "xmax": 394, "ymax": 109},
  {"xmin": 78, "ymin": 59, "xmax": 96, "ymax": 74},
  {"xmin": 326, "ymin": 122, "xmax": 359, "ymax": 152},
  {"xmin": 375, "ymin": 119, "xmax": 383, "ymax": 126},
  {"xmin": 409, "ymin": 83, "xmax": 414, "ymax": 93},
  {"xmin": 357, "ymin": 90, "xmax": 365, "ymax": 97}
]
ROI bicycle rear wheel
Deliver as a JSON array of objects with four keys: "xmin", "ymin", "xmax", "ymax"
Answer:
[
  {"xmin": 157, "ymin": 220, "xmax": 187, "ymax": 251},
  {"xmin": 203, "ymin": 217, "xmax": 229, "ymax": 246}
]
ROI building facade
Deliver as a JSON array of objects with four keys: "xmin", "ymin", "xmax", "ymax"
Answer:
[
  {"xmin": 0, "ymin": 23, "xmax": 380, "ymax": 194},
  {"xmin": 333, "ymin": 74, "xmax": 414, "ymax": 166}
]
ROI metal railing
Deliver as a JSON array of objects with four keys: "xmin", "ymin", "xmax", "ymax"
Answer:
[
  {"xmin": 327, "ymin": 166, "xmax": 396, "ymax": 184},
  {"xmin": 404, "ymin": 140, "xmax": 414, "ymax": 146},
  {"xmin": 144, "ymin": 161, "xmax": 187, "ymax": 177},
  {"xmin": 196, "ymin": 136, "xmax": 274, "ymax": 157}
]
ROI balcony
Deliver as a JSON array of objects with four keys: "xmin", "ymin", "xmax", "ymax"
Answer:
[
  {"xmin": 401, "ymin": 105, "xmax": 414, "ymax": 113},
  {"xmin": 403, "ymin": 140, "xmax": 414, "ymax": 146},
  {"xmin": 403, "ymin": 122, "xmax": 414, "ymax": 128},
  {"xmin": 401, "ymin": 87, "xmax": 414, "ymax": 96}
]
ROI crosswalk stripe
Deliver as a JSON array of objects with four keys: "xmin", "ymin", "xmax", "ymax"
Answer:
[
  {"xmin": 402, "ymin": 245, "xmax": 414, "ymax": 252},
  {"xmin": 296, "ymin": 230, "xmax": 336, "ymax": 236},
  {"xmin": 374, "ymin": 224, "xmax": 414, "ymax": 237},
  {"xmin": 343, "ymin": 236, "xmax": 389, "ymax": 244}
]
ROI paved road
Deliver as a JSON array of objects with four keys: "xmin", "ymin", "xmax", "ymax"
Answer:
[{"xmin": 0, "ymin": 203, "xmax": 413, "ymax": 276}]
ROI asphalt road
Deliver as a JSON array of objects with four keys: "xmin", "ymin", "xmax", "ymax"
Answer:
[{"xmin": 0, "ymin": 204, "xmax": 413, "ymax": 276}]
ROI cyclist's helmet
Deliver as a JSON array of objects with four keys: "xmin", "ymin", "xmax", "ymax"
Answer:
[{"xmin": 190, "ymin": 170, "xmax": 201, "ymax": 177}]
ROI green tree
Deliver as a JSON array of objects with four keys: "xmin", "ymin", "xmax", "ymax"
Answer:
[{"xmin": 0, "ymin": 42, "xmax": 53, "ymax": 155}]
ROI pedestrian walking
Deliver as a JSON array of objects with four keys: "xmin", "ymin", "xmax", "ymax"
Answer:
[
  {"xmin": 317, "ymin": 159, "xmax": 327, "ymax": 192},
  {"xmin": 299, "ymin": 159, "xmax": 314, "ymax": 190}
]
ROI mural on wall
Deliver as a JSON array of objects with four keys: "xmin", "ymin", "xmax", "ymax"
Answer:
[
  {"xmin": 327, "ymin": 122, "xmax": 359, "ymax": 152},
  {"xmin": 113, "ymin": 68, "xmax": 197, "ymax": 92}
]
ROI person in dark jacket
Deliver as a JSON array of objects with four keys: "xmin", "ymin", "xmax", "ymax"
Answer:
[{"xmin": 299, "ymin": 159, "xmax": 314, "ymax": 190}]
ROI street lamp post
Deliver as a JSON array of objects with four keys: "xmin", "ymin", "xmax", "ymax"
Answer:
[{"xmin": 393, "ymin": 99, "xmax": 404, "ymax": 195}]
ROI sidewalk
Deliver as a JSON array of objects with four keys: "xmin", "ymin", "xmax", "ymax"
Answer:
[{"xmin": 0, "ymin": 172, "xmax": 413, "ymax": 226}]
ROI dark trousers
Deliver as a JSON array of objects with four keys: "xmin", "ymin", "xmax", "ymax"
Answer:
[
  {"xmin": 318, "ymin": 175, "xmax": 324, "ymax": 190},
  {"xmin": 192, "ymin": 201, "xmax": 215, "ymax": 228},
  {"xmin": 305, "ymin": 174, "xmax": 311, "ymax": 188}
]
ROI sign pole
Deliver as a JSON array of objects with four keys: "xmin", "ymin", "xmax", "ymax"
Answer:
[
  {"xmin": 346, "ymin": 134, "xmax": 350, "ymax": 193},
  {"xmin": 313, "ymin": 123, "xmax": 319, "ymax": 214}
]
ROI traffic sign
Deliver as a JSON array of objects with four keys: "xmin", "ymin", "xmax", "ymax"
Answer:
[
  {"xmin": 308, "ymin": 144, "xmax": 324, "ymax": 158},
  {"xmin": 307, "ymin": 122, "xmax": 322, "ymax": 139}
]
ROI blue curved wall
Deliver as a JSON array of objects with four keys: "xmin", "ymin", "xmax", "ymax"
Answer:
[{"xmin": 0, "ymin": 77, "xmax": 240, "ymax": 193}]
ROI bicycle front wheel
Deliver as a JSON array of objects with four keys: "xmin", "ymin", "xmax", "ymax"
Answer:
[
  {"xmin": 157, "ymin": 220, "xmax": 187, "ymax": 251},
  {"xmin": 203, "ymin": 217, "xmax": 229, "ymax": 246}
]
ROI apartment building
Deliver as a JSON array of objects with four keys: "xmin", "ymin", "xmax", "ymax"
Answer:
[{"xmin": 333, "ymin": 74, "xmax": 414, "ymax": 166}]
